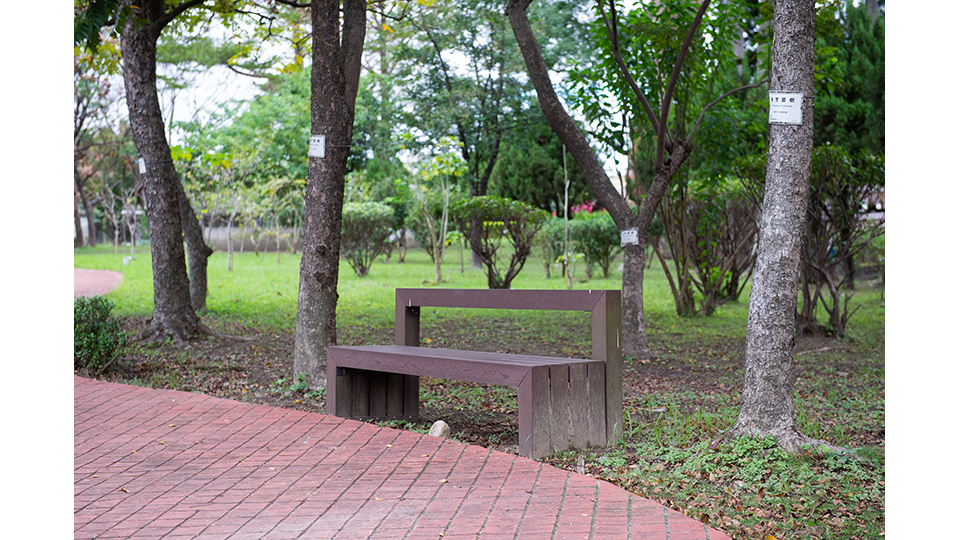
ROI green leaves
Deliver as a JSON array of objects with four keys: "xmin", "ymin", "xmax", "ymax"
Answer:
[
  {"xmin": 75, "ymin": 296, "xmax": 127, "ymax": 373},
  {"xmin": 74, "ymin": 0, "xmax": 125, "ymax": 53},
  {"xmin": 341, "ymin": 202, "xmax": 396, "ymax": 277}
]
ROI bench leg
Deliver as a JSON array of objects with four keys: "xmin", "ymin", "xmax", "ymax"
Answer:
[
  {"xmin": 549, "ymin": 364, "xmax": 572, "ymax": 453},
  {"xmin": 569, "ymin": 364, "xmax": 588, "ymax": 449},
  {"xmin": 587, "ymin": 362, "xmax": 607, "ymax": 446},
  {"xmin": 518, "ymin": 365, "xmax": 550, "ymax": 459}
]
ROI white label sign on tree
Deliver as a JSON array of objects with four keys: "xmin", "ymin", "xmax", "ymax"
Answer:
[
  {"xmin": 620, "ymin": 228, "xmax": 639, "ymax": 247},
  {"xmin": 768, "ymin": 92, "xmax": 803, "ymax": 125},
  {"xmin": 309, "ymin": 135, "xmax": 326, "ymax": 158}
]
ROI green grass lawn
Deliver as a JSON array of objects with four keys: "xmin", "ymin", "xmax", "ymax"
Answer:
[{"xmin": 75, "ymin": 243, "xmax": 884, "ymax": 539}]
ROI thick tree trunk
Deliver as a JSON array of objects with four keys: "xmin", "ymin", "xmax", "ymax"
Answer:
[
  {"xmin": 726, "ymin": 0, "xmax": 835, "ymax": 453},
  {"xmin": 293, "ymin": 0, "xmax": 366, "ymax": 389},
  {"xmin": 120, "ymin": 0, "xmax": 203, "ymax": 342}
]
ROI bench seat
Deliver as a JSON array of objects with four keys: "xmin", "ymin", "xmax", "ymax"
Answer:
[{"xmin": 327, "ymin": 345, "xmax": 608, "ymax": 459}]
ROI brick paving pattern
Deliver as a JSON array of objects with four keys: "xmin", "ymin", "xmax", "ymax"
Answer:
[{"xmin": 75, "ymin": 376, "xmax": 732, "ymax": 539}]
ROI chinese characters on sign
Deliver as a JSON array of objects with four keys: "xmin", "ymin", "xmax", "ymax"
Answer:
[
  {"xmin": 620, "ymin": 228, "xmax": 639, "ymax": 247},
  {"xmin": 768, "ymin": 92, "xmax": 803, "ymax": 125},
  {"xmin": 308, "ymin": 135, "xmax": 326, "ymax": 158}
]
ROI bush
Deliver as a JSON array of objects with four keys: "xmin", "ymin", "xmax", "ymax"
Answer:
[
  {"xmin": 450, "ymin": 196, "xmax": 550, "ymax": 289},
  {"xmin": 75, "ymin": 296, "xmax": 127, "ymax": 373},
  {"xmin": 569, "ymin": 210, "xmax": 623, "ymax": 279},
  {"xmin": 341, "ymin": 201, "xmax": 395, "ymax": 277}
]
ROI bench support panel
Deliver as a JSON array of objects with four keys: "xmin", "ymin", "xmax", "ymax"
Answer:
[{"xmin": 328, "ymin": 364, "xmax": 419, "ymax": 421}]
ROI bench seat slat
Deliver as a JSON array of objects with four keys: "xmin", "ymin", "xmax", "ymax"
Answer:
[{"xmin": 328, "ymin": 345, "xmax": 602, "ymax": 388}]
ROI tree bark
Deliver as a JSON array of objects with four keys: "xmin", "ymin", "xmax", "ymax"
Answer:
[
  {"xmin": 293, "ymin": 0, "xmax": 367, "ymax": 389},
  {"xmin": 120, "ymin": 0, "xmax": 204, "ymax": 342},
  {"xmin": 726, "ymin": 0, "xmax": 835, "ymax": 452},
  {"xmin": 177, "ymin": 180, "xmax": 213, "ymax": 311}
]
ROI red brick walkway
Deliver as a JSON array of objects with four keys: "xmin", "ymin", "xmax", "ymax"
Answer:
[{"xmin": 75, "ymin": 376, "xmax": 732, "ymax": 539}]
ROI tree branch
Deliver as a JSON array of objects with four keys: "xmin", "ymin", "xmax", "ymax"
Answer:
[
  {"xmin": 506, "ymin": 0, "xmax": 629, "ymax": 228},
  {"xmin": 226, "ymin": 64, "xmax": 271, "ymax": 78},
  {"xmin": 272, "ymin": 0, "xmax": 310, "ymax": 7},
  {"xmin": 657, "ymin": 0, "xmax": 710, "ymax": 162},
  {"xmin": 156, "ymin": 0, "xmax": 209, "ymax": 32},
  {"xmin": 596, "ymin": 0, "xmax": 659, "ymax": 133}
]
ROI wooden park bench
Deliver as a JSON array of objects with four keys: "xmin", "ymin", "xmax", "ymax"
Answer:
[{"xmin": 326, "ymin": 288, "xmax": 623, "ymax": 459}]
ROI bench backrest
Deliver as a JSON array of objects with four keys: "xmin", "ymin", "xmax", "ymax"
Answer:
[{"xmin": 394, "ymin": 287, "xmax": 622, "ymax": 369}]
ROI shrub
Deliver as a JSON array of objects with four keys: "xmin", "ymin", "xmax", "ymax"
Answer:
[
  {"xmin": 75, "ymin": 296, "xmax": 127, "ymax": 373},
  {"xmin": 569, "ymin": 210, "xmax": 623, "ymax": 279},
  {"xmin": 341, "ymin": 201, "xmax": 395, "ymax": 277},
  {"xmin": 450, "ymin": 196, "xmax": 550, "ymax": 289}
]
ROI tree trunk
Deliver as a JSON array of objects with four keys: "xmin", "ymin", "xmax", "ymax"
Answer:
[
  {"xmin": 120, "ymin": 0, "xmax": 204, "ymax": 342},
  {"xmin": 293, "ymin": 0, "xmax": 366, "ymax": 389},
  {"xmin": 74, "ymin": 189, "xmax": 85, "ymax": 248},
  {"xmin": 76, "ymin": 177, "xmax": 99, "ymax": 246},
  {"xmin": 177, "ymin": 179, "xmax": 213, "ymax": 312},
  {"xmin": 726, "ymin": 0, "xmax": 834, "ymax": 452}
]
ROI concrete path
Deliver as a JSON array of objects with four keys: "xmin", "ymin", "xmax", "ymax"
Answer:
[
  {"xmin": 75, "ymin": 376, "xmax": 732, "ymax": 539},
  {"xmin": 75, "ymin": 267, "xmax": 124, "ymax": 297}
]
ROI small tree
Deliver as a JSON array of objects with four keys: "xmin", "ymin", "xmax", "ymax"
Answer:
[
  {"xmin": 533, "ymin": 217, "xmax": 566, "ymax": 279},
  {"xmin": 451, "ymin": 196, "xmax": 549, "ymax": 289},
  {"xmin": 120, "ymin": 186, "xmax": 142, "ymax": 259},
  {"xmin": 341, "ymin": 202, "xmax": 395, "ymax": 277},
  {"xmin": 408, "ymin": 136, "xmax": 467, "ymax": 282},
  {"xmin": 569, "ymin": 209, "xmax": 623, "ymax": 279},
  {"xmin": 409, "ymin": 181, "xmax": 456, "ymax": 283}
]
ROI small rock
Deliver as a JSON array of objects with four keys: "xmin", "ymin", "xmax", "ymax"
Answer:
[{"xmin": 429, "ymin": 420, "xmax": 450, "ymax": 438}]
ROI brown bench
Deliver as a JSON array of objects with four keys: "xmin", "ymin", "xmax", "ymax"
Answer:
[{"xmin": 326, "ymin": 288, "xmax": 623, "ymax": 459}]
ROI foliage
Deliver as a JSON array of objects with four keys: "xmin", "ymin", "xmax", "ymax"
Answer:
[
  {"xmin": 569, "ymin": 209, "xmax": 622, "ymax": 279},
  {"xmin": 489, "ymin": 113, "xmax": 592, "ymax": 215},
  {"xmin": 570, "ymin": 0, "xmax": 764, "ymax": 199},
  {"xmin": 340, "ymin": 202, "xmax": 396, "ymax": 277},
  {"xmin": 450, "ymin": 196, "xmax": 550, "ymax": 289},
  {"xmin": 814, "ymin": 1, "xmax": 885, "ymax": 154},
  {"xmin": 393, "ymin": 0, "xmax": 533, "ymax": 197},
  {"xmin": 75, "ymin": 296, "xmax": 127, "ymax": 373}
]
